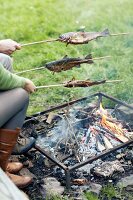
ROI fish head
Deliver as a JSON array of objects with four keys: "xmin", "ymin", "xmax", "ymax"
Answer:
[
  {"xmin": 59, "ymin": 32, "xmax": 75, "ymax": 42},
  {"xmin": 45, "ymin": 63, "xmax": 63, "ymax": 72},
  {"xmin": 45, "ymin": 63, "xmax": 58, "ymax": 72}
]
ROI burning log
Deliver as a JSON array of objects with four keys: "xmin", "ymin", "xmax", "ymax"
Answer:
[
  {"xmin": 97, "ymin": 103, "xmax": 129, "ymax": 143},
  {"xmin": 101, "ymin": 115, "xmax": 129, "ymax": 143},
  {"xmin": 101, "ymin": 135, "xmax": 113, "ymax": 149},
  {"xmin": 96, "ymin": 134, "xmax": 106, "ymax": 152}
]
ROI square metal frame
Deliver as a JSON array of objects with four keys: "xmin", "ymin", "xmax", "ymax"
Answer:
[{"xmin": 25, "ymin": 92, "xmax": 133, "ymax": 190}]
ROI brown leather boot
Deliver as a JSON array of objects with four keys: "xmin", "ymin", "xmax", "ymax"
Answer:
[
  {"xmin": 0, "ymin": 128, "xmax": 32, "ymax": 188},
  {"xmin": 6, "ymin": 162, "xmax": 23, "ymax": 173},
  {"xmin": 0, "ymin": 128, "xmax": 20, "ymax": 170},
  {"xmin": 6, "ymin": 172, "xmax": 32, "ymax": 189}
]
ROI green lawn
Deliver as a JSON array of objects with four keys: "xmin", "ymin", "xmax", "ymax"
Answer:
[{"xmin": 0, "ymin": 0, "xmax": 133, "ymax": 114}]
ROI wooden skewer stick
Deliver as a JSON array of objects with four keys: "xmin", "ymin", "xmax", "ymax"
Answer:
[
  {"xmin": 105, "ymin": 79, "xmax": 122, "ymax": 83},
  {"xmin": 36, "ymin": 84, "xmax": 65, "ymax": 89},
  {"xmin": 15, "ymin": 66, "xmax": 45, "ymax": 75},
  {"xmin": 36, "ymin": 80, "xmax": 122, "ymax": 89},
  {"xmin": 21, "ymin": 39, "xmax": 58, "ymax": 47},
  {"xmin": 15, "ymin": 55, "xmax": 111, "ymax": 75},
  {"xmin": 110, "ymin": 32, "xmax": 130, "ymax": 36}
]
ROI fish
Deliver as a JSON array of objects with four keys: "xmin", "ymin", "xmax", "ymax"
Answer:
[
  {"xmin": 58, "ymin": 28, "xmax": 110, "ymax": 45},
  {"xmin": 45, "ymin": 54, "xmax": 93, "ymax": 72},
  {"xmin": 64, "ymin": 79, "xmax": 106, "ymax": 87}
]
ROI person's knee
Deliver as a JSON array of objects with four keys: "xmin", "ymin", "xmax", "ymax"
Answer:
[
  {"xmin": 0, "ymin": 53, "xmax": 13, "ymax": 71},
  {"xmin": 15, "ymin": 88, "xmax": 29, "ymax": 104}
]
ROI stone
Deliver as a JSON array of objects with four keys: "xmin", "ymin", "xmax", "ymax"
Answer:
[
  {"xmin": 117, "ymin": 174, "xmax": 133, "ymax": 188},
  {"xmin": 19, "ymin": 168, "xmax": 37, "ymax": 179},
  {"xmin": 125, "ymin": 150, "xmax": 133, "ymax": 161},
  {"xmin": 87, "ymin": 182, "xmax": 102, "ymax": 195},
  {"xmin": 42, "ymin": 177, "xmax": 64, "ymax": 196},
  {"xmin": 93, "ymin": 160, "xmax": 124, "ymax": 177},
  {"xmin": 115, "ymin": 104, "xmax": 133, "ymax": 127}
]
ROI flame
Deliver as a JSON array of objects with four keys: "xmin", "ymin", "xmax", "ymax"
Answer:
[
  {"xmin": 99, "ymin": 103, "xmax": 108, "ymax": 116},
  {"xmin": 99, "ymin": 103, "xmax": 124, "ymax": 136},
  {"xmin": 101, "ymin": 115, "xmax": 124, "ymax": 135}
]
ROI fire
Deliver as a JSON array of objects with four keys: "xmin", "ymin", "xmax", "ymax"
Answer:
[
  {"xmin": 99, "ymin": 103, "xmax": 124, "ymax": 136},
  {"xmin": 101, "ymin": 115, "xmax": 124, "ymax": 136},
  {"xmin": 99, "ymin": 103, "xmax": 108, "ymax": 116}
]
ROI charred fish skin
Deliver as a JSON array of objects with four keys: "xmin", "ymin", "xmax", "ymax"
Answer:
[
  {"xmin": 45, "ymin": 54, "xmax": 93, "ymax": 72},
  {"xmin": 59, "ymin": 29, "xmax": 110, "ymax": 45},
  {"xmin": 64, "ymin": 79, "xmax": 106, "ymax": 88}
]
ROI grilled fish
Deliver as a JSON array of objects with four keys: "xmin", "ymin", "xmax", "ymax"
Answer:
[
  {"xmin": 64, "ymin": 79, "xmax": 106, "ymax": 87},
  {"xmin": 59, "ymin": 29, "xmax": 110, "ymax": 45},
  {"xmin": 45, "ymin": 54, "xmax": 93, "ymax": 72}
]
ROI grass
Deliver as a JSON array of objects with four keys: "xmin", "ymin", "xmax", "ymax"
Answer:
[
  {"xmin": 100, "ymin": 184, "xmax": 117, "ymax": 200},
  {"xmin": 0, "ymin": 0, "xmax": 133, "ymax": 115},
  {"xmin": 84, "ymin": 192, "xmax": 99, "ymax": 200}
]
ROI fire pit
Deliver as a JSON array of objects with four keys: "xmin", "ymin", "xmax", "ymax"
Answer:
[{"xmin": 22, "ymin": 92, "xmax": 133, "ymax": 190}]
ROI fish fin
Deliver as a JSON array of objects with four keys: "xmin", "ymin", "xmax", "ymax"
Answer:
[
  {"xmin": 85, "ymin": 54, "xmax": 92, "ymax": 59},
  {"xmin": 71, "ymin": 77, "xmax": 75, "ymax": 81},
  {"xmin": 85, "ymin": 54, "xmax": 94, "ymax": 64},
  {"xmin": 86, "ymin": 78, "xmax": 91, "ymax": 81},
  {"xmin": 101, "ymin": 28, "xmax": 110, "ymax": 37},
  {"xmin": 63, "ymin": 55, "xmax": 68, "ymax": 59}
]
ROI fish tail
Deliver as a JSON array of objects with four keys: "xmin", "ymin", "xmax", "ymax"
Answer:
[{"xmin": 101, "ymin": 28, "xmax": 110, "ymax": 37}]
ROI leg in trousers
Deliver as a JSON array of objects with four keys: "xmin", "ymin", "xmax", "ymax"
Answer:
[
  {"xmin": 0, "ymin": 53, "xmax": 13, "ymax": 71},
  {"xmin": 0, "ymin": 88, "xmax": 35, "ymax": 154}
]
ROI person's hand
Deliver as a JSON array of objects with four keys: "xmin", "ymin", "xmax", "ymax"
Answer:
[
  {"xmin": 0, "ymin": 39, "xmax": 21, "ymax": 55},
  {"xmin": 24, "ymin": 79, "xmax": 36, "ymax": 93}
]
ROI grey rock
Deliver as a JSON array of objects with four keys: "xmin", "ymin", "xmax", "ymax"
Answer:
[
  {"xmin": 87, "ymin": 182, "xmax": 102, "ymax": 195},
  {"xmin": 19, "ymin": 168, "xmax": 37, "ymax": 179},
  {"xmin": 42, "ymin": 177, "xmax": 64, "ymax": 196},
  {"xmin": 115, "ymin": 104, "xmax": 133, "ymax": 127},
  {"xmin": 117, "ymin": 174, "xmax": 133, "ymax": 188},
  {"xmin": 94, "ymin": 160, "xmax": 124, "ymax": 177}
]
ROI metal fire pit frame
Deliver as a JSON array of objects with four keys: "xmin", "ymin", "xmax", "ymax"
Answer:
[{"xmin": 26, "ymin": 92, "xmax": 133, "ymax": 190}]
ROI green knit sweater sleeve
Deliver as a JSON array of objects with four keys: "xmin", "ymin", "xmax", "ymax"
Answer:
[{"xmin": 0, "ymin": 64, "xmax": 27, "ymax": 90}]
